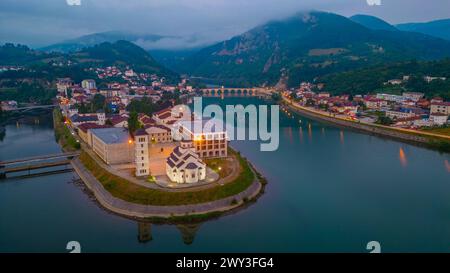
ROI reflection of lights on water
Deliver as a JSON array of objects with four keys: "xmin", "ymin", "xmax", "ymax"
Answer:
[
  {"xmin": 308, "ymin": 123, "xmax": 312, "ymax": 139},
  {"xmin": 340, "ymin": 131, "xmax": 344, "ymax": 144},
  {"xmin": 399, "ymin": 147, "xmax": 407, "ymax": 167},
  {"xmin": 287, "ymin": 127, "xmax": 293, "ymax": 143},
  {"xmin": 321, "ymin": 127, "xmax": 325, "ymax": 135},
  {"xmin": 445, "ymin": 160, "xmax": 450, "ymax": 173},
  {"xmin": 299, "ymin": 127, "xmax": 303, "ymax": 143}
]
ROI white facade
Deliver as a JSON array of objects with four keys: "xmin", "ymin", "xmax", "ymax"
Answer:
[
  {"xmin": 385, "ymin": 110, "xmax": 416, "ymax": 119},
  {"xmin": 429, "ymin": 114, "xmax": 448, "ymax": 126},
  {"xmin": 134, "ymin": 132, "xmax": 150, "ymax": 177},
  {"xmin": 81, "ymin": 79, "xmax": 96, "ymax": 90},
  {"xmin": 166, "ymin": 142, "xmax": 206, "ymax": 184}
]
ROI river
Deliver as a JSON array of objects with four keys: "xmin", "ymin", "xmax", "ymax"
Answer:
[{"xmin": 1, "ymin": 97, "xmax": 450, "ymax": 253}]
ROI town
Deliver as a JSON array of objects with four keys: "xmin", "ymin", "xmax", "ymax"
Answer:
[
  {"xmin": 282, "ymin": 78, "xmax": 449, "ymax": 130},
  {"xmin": 48, "ymin": 70, "xmax": 229, "ymax": 186}
]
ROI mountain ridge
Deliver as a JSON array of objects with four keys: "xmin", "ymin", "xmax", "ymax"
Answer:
[{"xmin": 181, "ymin": 11, "xmax": 450, "ymax": 87}]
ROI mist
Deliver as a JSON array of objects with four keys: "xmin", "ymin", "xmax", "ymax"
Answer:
[{"xmin": 0, "ymin": 0, "xmax": 449, "ymax": 49}]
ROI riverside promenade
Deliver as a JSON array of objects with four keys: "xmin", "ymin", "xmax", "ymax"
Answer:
[
  {"xmin": 282, "ymin": 96, "xmax": 450, "ymax": 144},
  {"xmin": 71, "ymin": 158, "xmax": 262, "ymax": 219}
]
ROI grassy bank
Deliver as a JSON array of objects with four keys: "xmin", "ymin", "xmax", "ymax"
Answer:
[
  {"xmin": 79, "ymin": 149, "xmax": 255, "ymax": 206},
  {"xmin": 53, "ymin": 109, "xmax": 80, "ymax": 151}
]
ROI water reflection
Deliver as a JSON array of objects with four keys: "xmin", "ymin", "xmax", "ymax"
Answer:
[
  {"xmin": 177, "ymin": 224, "xmax": 201, "ymax": 245},
  {"xmin": 399, "ymin": 147, "xmax": 407, "ymax": 167},
  {"xmin": 339, "ymin": 131, "xmax": 344, "ymax": 144},
  {"xmin": 137, "ymin": 222, "xmax": 152, "ymax": 243},
  {"xmin": 287, "ymin": 127, "xmax": 293, "ymax": 143},
  {"xmin": 299, "ymin": 127, "xmax": 303, "ymax": 143},
  {"xmin": 445, "ymin": 160, "xmax": 450, "ymax": 173},
  {"xmin": 136, "ymin": 221, "xmax": 201, "ymax": 245},
  {"xmin": 308, "ymin": 123, "xmax": 312, "ymax": 140}
]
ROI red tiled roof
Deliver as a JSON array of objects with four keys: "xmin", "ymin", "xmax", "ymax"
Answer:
[
  {"xmin": 153, "ymin": 107, "xmax": 172, "ymax": 116},
  {"xmin": 432, "ymin": 102, "xmax": 450, "ymax": 106},
  {"xmin": 141, "ymin": 116, "xmax": 155, "ymax": 124},
  {"xmin": 157, "ymin": 112, "xmax": 172, "ymax": 119},
  {"xmin": 77, "ymin": 123, "xmax": 111, "ymax": 133},
  {"xmin": 109, "ymin": 115, "xmax": 128, "ymax": 125}
]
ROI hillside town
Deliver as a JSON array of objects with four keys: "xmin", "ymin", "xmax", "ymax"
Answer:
[
  {"xmin": 284, "ymin": 79, "xmax": 450, "ymax": 129},
  {"xmin": 53, "ymin": 75, "xmax": 227, "ymax": 186}
]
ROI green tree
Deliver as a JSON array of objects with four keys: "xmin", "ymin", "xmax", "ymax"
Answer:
[
  {"xmin": 128, "ymin": 111, "xmax": 140, "ymax": 137},
  {"xmin": 91, "ymin": 94, "xmax": 106, "ymax": 112},
  {"xmin": 376, "ymin": 116, "xmax": 394, "ymax": 125}
]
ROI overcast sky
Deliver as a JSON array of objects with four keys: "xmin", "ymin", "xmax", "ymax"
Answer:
[{"xmin": 1, "ymin": 0, "xmax": 449, "ymax": 49}]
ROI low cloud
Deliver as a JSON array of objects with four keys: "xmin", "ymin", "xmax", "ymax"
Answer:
[{"xmin": 0, "ymin": 0, "xmax": 449, "ymax": 48}]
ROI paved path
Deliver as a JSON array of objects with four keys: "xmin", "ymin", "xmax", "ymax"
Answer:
[
  {"xmin": 283, "ymin": 96, "xmax": 450, "ymax": 141},
  {"xmin": 71, "ymin": 158, "xmax": 262, "ymax": 218},
  {"xmin": 81, "ymin": 139, "xmax": 242, "ymax": 192}
]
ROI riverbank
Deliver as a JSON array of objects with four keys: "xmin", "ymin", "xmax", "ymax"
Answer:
[
  {"xmin": 282, "ymin": 97, "xmax": 450, "ymax": 153},
  {"xmin": 72, "ymin": 148, "xmax": 265, "ymax": 220},
  {"xmin": 52, "ymin": 109, "xmax": 80, "ymax": 151}
]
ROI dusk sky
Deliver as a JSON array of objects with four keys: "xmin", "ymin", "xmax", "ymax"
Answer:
[{"xmin": 1, "ymin": 0, "xmax": 450, "ymax": 48}]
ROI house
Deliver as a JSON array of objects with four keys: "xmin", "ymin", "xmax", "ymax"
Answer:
[
  {"xmin": 0, "ymin": 100, "xmax": 18, "ymax": 111},
  {"xmin": 166, "ymin": 141, "xmax": 206, "ymax": 184},
  {"xmin": 376, "ymin": 93, "xmax": 404, "ymax": 103},
  {"xmin": 402, "ymin": 92, "xmax": 424, "ymax": 102},
  {"xmin": 364, "ymin": 98, "xmax": 388, "ymax": 109},
  {"xmin": 416, "ymin": 99, "xmax": 430, "ymax": 109},
  {"xmin": 424, "ymin": 76, "xmax": 446, "ymax": 83},
  {"xmin": 430, "ymin": 102, "xmax": 450, "ymax": 115},
  {"xmin": 431, "ymin": 97, "xmax": 444, "ymax": 104},
  {"xmin": 56, "ymin": 78, "xmax": 73, "ymax": 96},
  {"xmin": 385, "ymin": 110, "xmax": 417, "ymax": 119},
  {"xmin": 109, "ymin": 115, "xmax": 128, "ymax": 128},
  {"xmin": 70, "ymin": 112, "xmax": 105, "ymax": 126},
  {"xmin": 144, "ymin": 125, "xmax": 172, "ymax": 143},
  {"xmin": 386, "ymin": 79, "xmax": 403, "ymax": 85},
  {"xmin": 81, "ymin": 79, "xmax": 96, "ymax": 90},
  {"xmin": 152, "ymin": 106, "xmax": 189, "ymax": 127},
  {"xmin": 318, "ymin": 92, "xmax": 330, "ymax": 98},
  {"xmin": 429, "ymin": 113, "xmax": 448, "ymax": 126},
  {"xmin": 70, "ymin": 114, "xmax": 99, "ymax": 126},
  {"xmin": 90, "ymin": 128, "xmax": 134, "ymax": 165},
  {"xmin": 394, "ymin": 116, "xmax": 422, "ymax": 127}
]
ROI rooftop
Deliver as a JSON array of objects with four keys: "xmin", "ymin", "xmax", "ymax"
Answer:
[{"xmin": 90, "ymin": 127, "xmax": 131, "ymax": 144}]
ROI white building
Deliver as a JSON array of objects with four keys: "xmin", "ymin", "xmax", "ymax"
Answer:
[
  {"xmin": 402, "ymin": 92, "xmax": 424, "ymax": 102},
  {"xmin": 134, "ymin": 129, "xmax": 150, "ymax": 177},
  {"xmin": 430, "ymin": 102, "xmax": 450, "ymax": 115},
  {"xmin": 376, "ymin": 93, "xmax": 405, "ymax": 103},
  {"xmin": 385, "ymin": 110, "xmax": 416, "ymax": 119},
  {"xmin": 81, "ymin": 79, "xmax": 96, "ymax": 90},
  {"xmin": 145, "ymin": 125, "xmax": 172, "ymax": 143},
  {"xmin": 429, "ymin": 113, "xmax": 448, "ymax": 126},
  {"xmin": 90, "ymin": 128, "xmax": 134, "ymax": 165},
  {"xmin": 166, "ymin": 141, "xmax": 206, "ymax": 184},
  {"xmin": 175, "ymin": 119, "xmax": 228, "ymax": 158}
]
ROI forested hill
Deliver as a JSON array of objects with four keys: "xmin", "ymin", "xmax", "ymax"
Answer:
[
  {"xmin": 182, "ymin": 11, "xmax": 450, "ymax": 88},
  {"xmin": 0, "ymin": 41, "xmax": 178, "ymax": 82},
  {"xmin": 318, "ymin": 59, "xmax": 450, "ymax": 100}
]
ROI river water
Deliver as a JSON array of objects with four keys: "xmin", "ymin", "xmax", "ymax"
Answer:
[{"xmin": 1, "ymin": 97, "xmax": 450, "ymax": 253}]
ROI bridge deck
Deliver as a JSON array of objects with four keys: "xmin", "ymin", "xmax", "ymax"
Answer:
[
  {"xmin": 0, "ymin": 152, "xmax": 80, "ymax": 166},
  {"xmin": 3, "ymin": 160, "xmax": 72, "ymax": 174}
]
